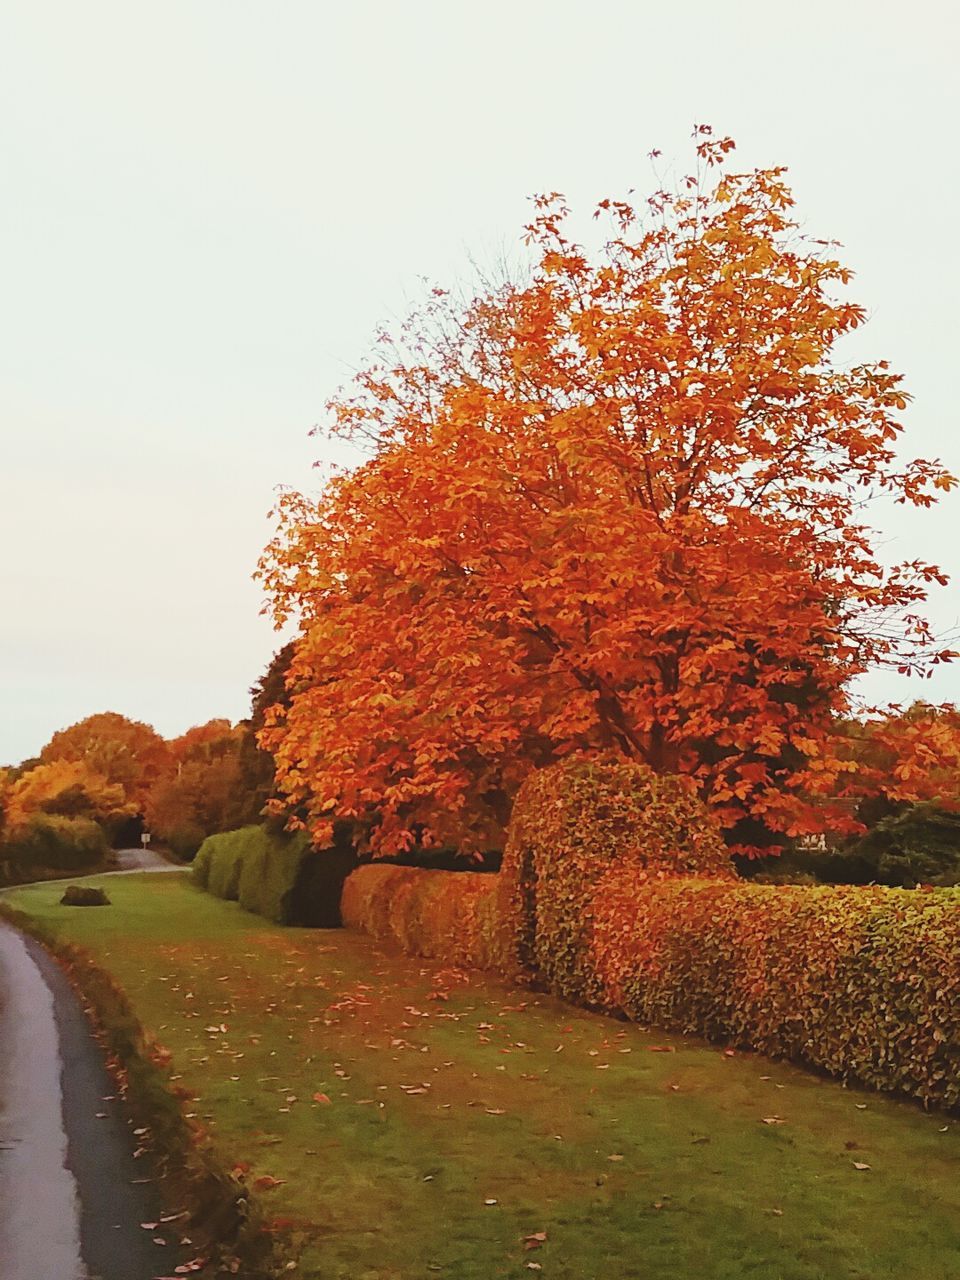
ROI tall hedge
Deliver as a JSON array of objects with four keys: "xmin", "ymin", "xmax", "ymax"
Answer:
[
  {"xmin": 591, "ymin": 873, "xmax": 960, "ymax": 1110},
  {"xmin": 200, "ymin": 830, "xmax": 248, "ymax": 901},
  {"xmin": 499, "ymin": 755, "xmax": 731, "ymax": 1004},
  {"xmin": 194, "ymin": 825, "xmax": 354, "ymax": 926},
  {"xmin": 341, "ymin": 865, "xmax": 510, "ymax": 972},
  {"xmin": 237, "ymin": 827, "xmax": 311, "ymax": 924}
]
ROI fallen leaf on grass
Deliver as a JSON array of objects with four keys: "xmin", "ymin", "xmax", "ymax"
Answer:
[
  {"xmin": 852, "ymin": 1162, "xmax": 871, "ymax": 1171},
  {"xmin": 648, "ymin": 1045, "xmax": 675, "ymax": 1053},
  {"xmin": 253, "ymin": 1175, "xmax": 286, "ymax": 1190},
  {"xmin": 523, "ymin": 1231, "xmax": 548, "ymax": 1250},
  {"xmin": 761, "ymin": 1117, "xmax": 786, "ymax": 1125},
  {"xmin": 607, "ymin": 1154, "xmax": 624, "ymax": 1162},
  {"xmin": 312, "ymin": 1093, "xmax": 331, "ymax": 1104}
]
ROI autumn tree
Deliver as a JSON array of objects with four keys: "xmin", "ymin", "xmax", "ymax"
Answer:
[
  {"xmin": 41, "ymin": 712, "xmax": 170, "ymax": 810},
  {"xmin": 141, "ymin": 719, "xmax": 247, "ymax": 857},
  {"xmin": 260, "ymin": 129, "xmax": 955, "ymax": 856},
  {"xmin": 2, "ymin": 759, "xmax": 131, "ymax": 831}
]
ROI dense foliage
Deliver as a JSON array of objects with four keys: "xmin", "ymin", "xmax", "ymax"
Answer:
[
  {"xmin": 499, "ymin": 755, "xmax": 730, "ymax": 1003},
  {"xmin": 1, "ymin": 813, "xmax": 108, "ymax": 872},
  {"xmin": 591, "ymin": 875, "xmax": 960, "ymax": 1109},
  {"xmin": 846, "ymin": 804, "xmax": 960, "ymax": 887},
  {"xmin": 144, "ymin": 720, "xmax": 248, "ymax": 858},
  {"xmin": 193, "ymin": 824, "xmax": 354, "ymax": 926},
  {"xmin": 41, "ymin": 712, "xmax": 170, "ymax": 809},
  {"xmin": 341, "ymin": 864, "xmax": 509, "ymax": 971},
  {"xmin": 260, "ymin": 130, "xmax": 954, "ymax": 857}
]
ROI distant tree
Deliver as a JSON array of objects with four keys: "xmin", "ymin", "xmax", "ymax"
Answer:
[
  {"xmin": 848, "ymin": 803, "xmax": 960, "ymax": 886},
  {"xmin": 168, "ymin": 719, "xmax": 238, "ymax": 767},
  {"xmin": 143, "ymin": 719, "xmax": 251, "ymax": 857},
  {"xmin": 233, "ymin": 643, "xmax": 298, "ymax": 828},
  {"xmin": 2, "ymin": 759, "xmax": 132, "ymax": 832},
  {"xmin": 41, "ymin": 712, "xmax": 170, "ymax": 809}
]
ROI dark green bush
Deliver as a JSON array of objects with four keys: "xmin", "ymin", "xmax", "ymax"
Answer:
[
  {"xmin": 848, "ymin": 804, "xmax": 960, "ymax": 887},
  {"xmin": 196, "ymin": 825, "xmax": 355, "ymax": 925},
  {"xmin": 60, "ymin": 885, "xmax": 111, "ymax": 906},
  {"xmin": 191, "ymin": 839, "xmax": 214, "ymax": 889},
  {"xmin": 2, "ymin": 814, "xmax": 108, "ymax": 871},
  {"xmin": 200, "ymin": 831, "xmax": 248, "ymax": 900},
  {"xmin": 289, "ymin": 842, "xmax": 358, "ymax": 927}
]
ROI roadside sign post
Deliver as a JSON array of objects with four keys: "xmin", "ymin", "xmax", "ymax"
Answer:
[{"xmin": 141, "ymin": 832, "xmax": 151, "ymax": 848}]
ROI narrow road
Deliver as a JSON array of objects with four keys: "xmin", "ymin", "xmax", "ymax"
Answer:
[
  {"xmin": 111, "ymin": 846, "xmax": 189, "ymax": 873},
  {"xmin": 0, "ymin": 918, "xmax": 185, "ymax": 1279}
]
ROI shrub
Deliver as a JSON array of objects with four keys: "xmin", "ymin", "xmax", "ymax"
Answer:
[
  {"xmin": 60, "ymin": 885, "xmax": 110, "ymax": 906},
  {"xmin": 191, "ymin": 839, "xmax": 214, "ymax": 889},
  {"xmin": 237, "ymin": 827, "xmax": 310, "ymax": 924},
  {"xmin": 341, "ymin": 865, "xmax": 511, "ymax": 971},
  {"xmin": 201, "ymin": 831, "xmax": 247, "ymax": 901},
  {"xmin": 849, "ymin": 804, "xmax": 960, "ymax": 887},
  {"xmin": 499, "ymin": 755, "xmax": 731, "ymax": 1004},
  {"xmin": 591, "ymin": 873, "xmax": 960, "ymax": 1109},
  {"xmin": 289, "ymin": 841, "xmax": 358, "ymax": 927},
  {"xmin": 2, "ymin": 813, "xmax": 108, "ymax": 871},
  {"xmin": 196, "ymin": 825, "xmax": 353, "ymax": 925}
]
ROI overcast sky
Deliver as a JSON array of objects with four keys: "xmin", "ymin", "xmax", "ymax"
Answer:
[{"xmin": 2, "ymin": 0, "xmax": 958, "ymax": 765}]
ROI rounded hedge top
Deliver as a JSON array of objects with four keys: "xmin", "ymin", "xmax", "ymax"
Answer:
[
  {"xmin": 499, "ymin": 755, "xmax": 732, "ymax": 1003},
  {"xmin": 505, "ymin": 754, "xmax": 733, "ymax": 883}
]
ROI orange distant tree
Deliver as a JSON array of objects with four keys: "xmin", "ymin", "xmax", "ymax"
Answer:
[
  {"xmin": 1, "ymin": 759, "xmax": 131, "ymax": 832},
  {"xmin": 260, "ymin": 129, "xmax": 955, "ymax": 856},
  {"xmin": 143, "ymin": 719, "xmax": 247, "ymax": 858},
  {"xmin": 41, "ymin": 712, "xmax": 170, "ymax": 810}
]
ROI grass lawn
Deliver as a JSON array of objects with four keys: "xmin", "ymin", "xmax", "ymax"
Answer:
[{"xmin": 4, "ymin": 872, "xmax": 959, "ymax": 1280}]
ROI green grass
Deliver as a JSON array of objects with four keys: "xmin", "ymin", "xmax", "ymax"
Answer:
[{"xmin": 4, "ymin": 873, "xmax": 960, "ymax": 1280}]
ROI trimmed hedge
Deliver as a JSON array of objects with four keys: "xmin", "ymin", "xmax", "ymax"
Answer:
[
  {"xmin": 191, "ymin": 837, "xmax": 214, "ymax": 889},
  {"xmin": 339, "ymin": 757, "xmax": 960, "ymax": 1110},
  {"xmin": 341, "ymin": 865, "xmax": 510, "ymax": 972},
  {"xmin": 197, "ymin": 830, "xmax": 248, "ymax": 901},
  {"xmin": 499, "ymin": 755, "xmax": 731, "ymax": 1004},
  {"xmin": 194, "ymin": 825, "xmax": 355, "ymax": 926},
  {"xmin": 591, "ymin": 873, "xmax": 960, "ymax": 1110},
  {"xmin": 238, "ymin": 827, "xmax": 311, "ymax": 923}
]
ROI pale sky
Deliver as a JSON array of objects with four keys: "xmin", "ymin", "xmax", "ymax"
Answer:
[{"xmin": 2, "ymin": 0, "xmax": 958, "ymax": 765}]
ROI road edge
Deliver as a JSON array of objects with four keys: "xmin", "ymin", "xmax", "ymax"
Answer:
[{"xmin": 0, "ymin": 900, "xmax": 286, "ymax": 1280}]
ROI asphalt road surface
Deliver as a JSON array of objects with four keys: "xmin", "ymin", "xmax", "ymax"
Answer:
[
  {"xmin": 112, "ymin": 846, "xmax": 189, "ymax": 873},
  {"xmin": 0, "ymin": 887, "xmax": 186, "ymax": 1278}
]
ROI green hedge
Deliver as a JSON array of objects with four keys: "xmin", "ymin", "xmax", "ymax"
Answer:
[
  {"xmin": 341, "ymin": 864, "xmax": 510, "ymax": 972},
  {"xmin": 238, "ymin": 827, "xmax": 310, "ymax": 923},
  {"xmin": 196, "ymin": 830, "xmax": 248, "ymax": 901},
  {"xmin": 194, "ymin": 825, "xmax": 352, "ymax": 926},
  {"xmin": 191, "ymin": 838, "xmax": 214, "ymax": 889}
]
